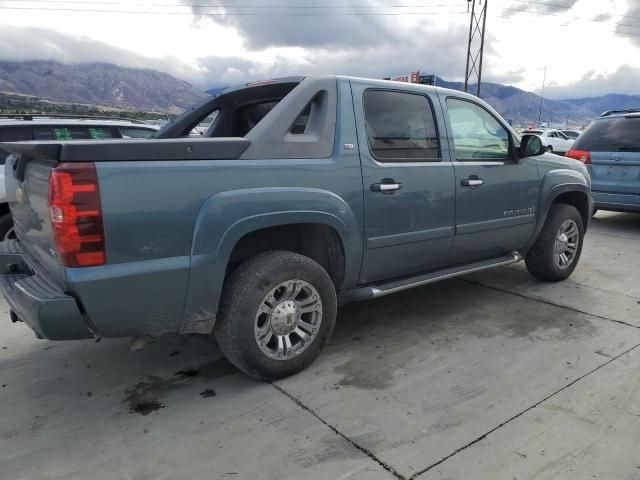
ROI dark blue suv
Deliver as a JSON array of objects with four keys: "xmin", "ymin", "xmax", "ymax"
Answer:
[{"xmin": 567, "ymin": 109, "xmax": 640, "ymax": 214}]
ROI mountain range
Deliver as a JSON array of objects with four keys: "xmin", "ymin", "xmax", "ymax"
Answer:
[
  {"xmin": 0, "ymin": 60, "xmax": 207, "ymax": 114},
  {"xmin": 432, "ymin": 77, "xmax": 640, "ymax": 126},
  {"xmin": 0, "ymin": 60, "xmax": 639, "ymax": 123}
]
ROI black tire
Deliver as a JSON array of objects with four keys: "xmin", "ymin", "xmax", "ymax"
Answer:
[
  {"xmin": 0, "ymin": 213, "xmax": 14, "ymax": 240},
  {"xmin": 546, "ymin": 145, "xmax": 554, "ymax": 153},
  {"xmin": 525, "ymin": 204, "xmax": 584, "ymax": 282},
  {"xmin": 214, "ymin": 251, "xmax": 337, "ymax": 380}
]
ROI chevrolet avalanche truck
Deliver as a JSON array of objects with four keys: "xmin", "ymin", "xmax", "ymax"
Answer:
[{"xmin": 0, "ymin": 76, "xmax": 592, "ymax": 380}]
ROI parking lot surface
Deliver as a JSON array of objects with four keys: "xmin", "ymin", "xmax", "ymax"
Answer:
[{"xmin": 1, "ymin": 211, "xmax": 639, "ymax": 480}]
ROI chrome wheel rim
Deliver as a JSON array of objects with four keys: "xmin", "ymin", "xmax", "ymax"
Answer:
[
  {"xmin": 554, "ymin": 219, "xmax": 579, "ymax": 269},
  {"xmin": 254, "ymin": 279, "xmax": 322, "ymax": 360}
]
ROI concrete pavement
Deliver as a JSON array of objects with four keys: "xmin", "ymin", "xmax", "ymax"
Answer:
[{"xmin": 1, "ymin": 211, "xmax": 639, "ymax": 479}]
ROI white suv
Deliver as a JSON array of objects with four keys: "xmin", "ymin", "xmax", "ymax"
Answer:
[{"xmin": 0, "ymin": 116, "xmax": 159, "ymax": 239}]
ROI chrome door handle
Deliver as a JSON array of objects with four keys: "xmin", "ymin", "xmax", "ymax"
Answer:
[
  {"xmin": 461, "ymin": 178, "xmax": 484, "ymax": 187},
  {"xmin": 371, "ymin": 182, "xmax": 402, "ymax": 192}
]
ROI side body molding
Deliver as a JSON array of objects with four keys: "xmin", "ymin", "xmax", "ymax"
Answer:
[{"xmin": 181, "ymin": 187, "xmax": 362, "ymax": 333}]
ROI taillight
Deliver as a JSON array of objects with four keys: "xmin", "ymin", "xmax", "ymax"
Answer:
[
  {"xmin": 48, "ymin": 162, "xmax": 106, "ymax": 267},
  {"xmin": 566, "ymin": 149, "xmax": 591, "ymax": 164}
]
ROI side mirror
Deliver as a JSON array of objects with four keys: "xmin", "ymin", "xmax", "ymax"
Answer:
[{"xmin": 520, "ymin": 134, "xmax": 545, "ymax": 157}]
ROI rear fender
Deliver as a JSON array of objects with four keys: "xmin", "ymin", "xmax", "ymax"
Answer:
[{"xmin": 181, "ymin": 187, "xmax": 361, "ymax": 333}]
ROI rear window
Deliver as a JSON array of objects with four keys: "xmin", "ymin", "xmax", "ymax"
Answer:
[
  {"xmin": 575, "ymin": 118, "xmax": 640, "ymax": 152},
  {"xmin": 0, "ymin": 126, "xmax": 32, "ymax": 165},
  {"xmin": 118, "ymin": 127, "xmax": 156, "ymax": 139},
  {"xmin": 34, "ymin": 126, "xmax": 115, "ymax": 140}
]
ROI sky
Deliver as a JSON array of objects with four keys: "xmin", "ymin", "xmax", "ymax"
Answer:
[{"xmin": 0, "ymin": 0, "xmax": 639, "ymax": 99}]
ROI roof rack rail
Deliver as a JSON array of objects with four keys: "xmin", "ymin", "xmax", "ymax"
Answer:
[
  {"xmin": 0, "ymin": 113, "xmax": 147, "ymax": 124},
  {"xmin": 600, "ymin": 108, "xmax": 640, "ymax": 117}
]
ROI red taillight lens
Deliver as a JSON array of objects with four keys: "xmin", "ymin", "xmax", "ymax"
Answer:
[
  {"xmin": 48, "ymin": 163, "xmax": 106, "ymax": 267},
  {"xmin": 566, "ymin": 149, "xmax": 591, "ymax": 164}
]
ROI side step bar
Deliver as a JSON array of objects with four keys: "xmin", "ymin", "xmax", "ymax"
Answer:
[{"xmin": 348, "ymin": 252, "xmax": 522, "ymax": 301}]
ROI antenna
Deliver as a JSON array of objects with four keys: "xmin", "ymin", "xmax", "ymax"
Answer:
[
  {"xmin": 538, "ymin": 65, "xmax": 547, "ymax": 126},
  {"xmin": 464, "ymin": 0, "xmax": 488, "ymax": 97}
]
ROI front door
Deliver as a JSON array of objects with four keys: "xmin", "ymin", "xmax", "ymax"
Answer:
[
  {"xmin": 443, "ymin": 96, "xmax": 540, "ymax": 263},
  {"xmin": 352, "ymin": 83, "xmax": 456, "ymax": 284}
]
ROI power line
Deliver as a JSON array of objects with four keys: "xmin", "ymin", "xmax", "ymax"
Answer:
[
  {"xmin": 499, "ymin": 5, "xmax": 640, "ymax": 30},
  {"xmin": 0, "ymin": 5, "xmax": 468, "ymax": 15}
]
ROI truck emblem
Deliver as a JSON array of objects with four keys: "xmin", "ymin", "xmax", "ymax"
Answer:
[
  {"xmin": 343, "ymin": 143, "xmax": 355, "ymax": 150},
  {"xmin": 612, "ymin": 154, "xmax": 622, "ymax": 161},
  {"xmin": 15, "ymin": 188, "xmax": 24, "ymax": 205}
]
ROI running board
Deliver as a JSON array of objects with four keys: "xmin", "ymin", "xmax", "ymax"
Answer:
[{"xmin": 348, "ymin": 252, "xmax": 522, "ymax": 301}]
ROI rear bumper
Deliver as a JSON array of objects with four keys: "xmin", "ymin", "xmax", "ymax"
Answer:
[
  {"xmin": 0, "ymin": 240, "xmax": 92, "ymax": 340},
  {"xmin": 593, "ymin": 191, "xmax": 640, "ymax": 213}
]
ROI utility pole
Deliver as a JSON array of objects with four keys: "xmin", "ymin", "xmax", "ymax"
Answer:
[
  {"xmin": 538, "ymin": 65, "xmax": 547, "ymax": 126},
  {"xmin": 464, "ymin": 0, "xmax": 488, "ymax": 97}
]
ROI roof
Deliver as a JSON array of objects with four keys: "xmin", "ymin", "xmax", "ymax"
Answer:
[
  {"xmin": 599, "ymin": 109, "xmax": 640, "ymax": 117},
  {"xmin": 0, "ymin": 118, "xmax": 158, "ymax": 129}
]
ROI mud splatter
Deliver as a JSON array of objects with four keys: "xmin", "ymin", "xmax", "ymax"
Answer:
[{"xmin": 200, "ymin": 389, "xmax": 217, "ymax": 398}]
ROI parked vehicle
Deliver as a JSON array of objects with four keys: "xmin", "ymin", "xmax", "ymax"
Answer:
[
  {"xmin": 561, "ymin": 129, "xmax": 582, "ymax": 140},
  {"xmin": 0, "ymin": 116, "xmax": 159, "ymax": 239},
  {"xmin": 566, "ymin": 109, "xmax": 640, "ymax": 214},
  {"xmin": 0, "ymin": 76, "xmax": 592, "ymax": 380},
  {"xmin": 527, "ymin": 129, "xmax": 575, "ymax": 154}
]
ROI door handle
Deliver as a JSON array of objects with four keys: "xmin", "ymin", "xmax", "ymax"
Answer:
[
  {"xmin": 461, "ymin": 177, "xmax": 484, "ymax": 187},
  {"xmin": 371, "ymin": 181, "xmax": 402, "ymax": 193}
]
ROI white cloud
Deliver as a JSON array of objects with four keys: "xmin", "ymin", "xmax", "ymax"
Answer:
[{"xmin": 0, "ymin": 0, "xmax": 638, "ymax": 97}]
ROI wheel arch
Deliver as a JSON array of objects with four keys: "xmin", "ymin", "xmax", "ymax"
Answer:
[
  {"xmin": 527, "ymin": 170, "xmax": 592, "ymax": 250},
  {"xmin": 180, "ymin": 187, "xmax": 362, "ymax": 334}
]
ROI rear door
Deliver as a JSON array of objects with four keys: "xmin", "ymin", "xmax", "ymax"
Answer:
[
  {"xmin": 352, "ymin": 83, "xmax": 456, "ymax": 283},
  {"xmin": 443, "ymin": 96, "xmax": 540, "ymax": 263},
  {"xmin": 574, "ymin": 116, "xmax": 640, "ymax": 195}
]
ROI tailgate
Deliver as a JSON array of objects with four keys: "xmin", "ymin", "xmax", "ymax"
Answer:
[
  {"xmin": 590, "ymin": 152, "xmax": 640, "ymax": 194},
  {"xmin": 4, "ymin": 155, "xmax": 65, "ymax": 281}
]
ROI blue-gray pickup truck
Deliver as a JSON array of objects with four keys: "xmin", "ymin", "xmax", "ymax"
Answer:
[{"xmin": 0, "ymin": 76, "xmax": 592, "ymax": 379}]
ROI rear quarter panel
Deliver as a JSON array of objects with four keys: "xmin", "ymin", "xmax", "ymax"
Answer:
[{"xmin": 70, "ymin": 78, "xmax": 365, "ymax": 337}]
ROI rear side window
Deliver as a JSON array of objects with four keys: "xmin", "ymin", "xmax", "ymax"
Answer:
[
  {"xmin": 575, "ymin": 118, "xmax": 640, "ymax": 152},
  {"xmin": 363, "ymin": 90, "xmax": 440, "ymax": 161},
  {"xmin": 34, "ymin": 126, "xmax": 115, "ymax": 140},
  {"xmin": 0, "ymin": 126, "xmax": 32, "ymax": 165}
]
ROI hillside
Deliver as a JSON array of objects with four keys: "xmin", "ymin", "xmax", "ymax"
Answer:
[{"xmin": 0, "ymin": 61, "xmax": 208, "ymax": 114}]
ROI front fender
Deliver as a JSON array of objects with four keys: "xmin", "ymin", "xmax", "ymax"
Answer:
[
  {"xmin": 181, "ymin": 187, "xmax": 362, "ymax": 333},
  {"xmin": 527, "ymin": 168, "xmax": 592, "ymax": 249}
]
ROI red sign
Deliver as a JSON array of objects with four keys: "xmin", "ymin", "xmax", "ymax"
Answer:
[{"xmin": 391, "ymin": 71, "xmax": 420, "ymax": 83}]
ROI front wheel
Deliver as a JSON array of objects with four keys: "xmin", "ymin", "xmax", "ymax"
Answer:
[
  {"xmin": 546, "ymin": 145, "xmax": 554, "ymax": 153},
  {"xmin": 525, "ymin": 204, "xmax": 584, "ymax": 282},
  {"xmin": 214, "ymin": 251, "xmax": 337, "ymax": 380}
]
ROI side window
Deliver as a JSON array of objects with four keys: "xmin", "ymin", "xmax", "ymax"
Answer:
[
  {"xmin": 34, "ymin": 126, "xmax": 115, "ymax": 140},
  {"xmin": 363, "ymin": 90, "xmax": 440, "ymax": 161},
  {"xmin": 446, "ymin": 98, "xmax": 511, "ymax": 161}
]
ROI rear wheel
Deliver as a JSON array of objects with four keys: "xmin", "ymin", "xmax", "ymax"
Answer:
[
  {"xmin": 525, "ymin": 204, "xmax": 584, "ymax": 282},
  {"xmin": 214, "ymin": 251, "xmax": 337, "ymax": 380}
]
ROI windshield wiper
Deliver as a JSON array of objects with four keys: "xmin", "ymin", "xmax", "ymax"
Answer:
[{"xmin": 618, "ymin": 147, "xmax": 640, "ymax": 151}]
